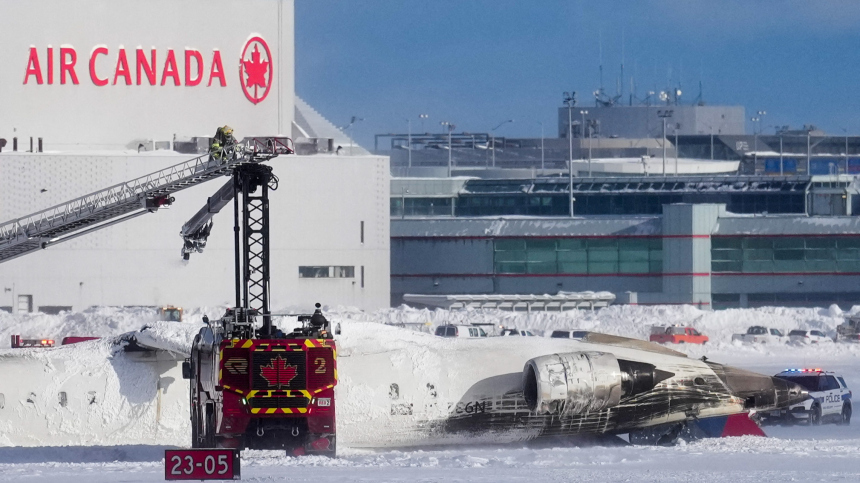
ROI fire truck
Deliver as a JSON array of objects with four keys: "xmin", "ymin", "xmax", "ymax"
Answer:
[
  {"xmin": 179, "ymin": 153, "xmax": 338, "ymax": 456},
  {"xmin": 0, "ymin": 133, "xmax": 337, "ymax": 458}
]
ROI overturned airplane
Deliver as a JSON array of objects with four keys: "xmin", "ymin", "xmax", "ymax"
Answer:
[
  {"xmin": 0, "ymin": 321, "xmax": 807, "ymax": 448},
  {"xmin": 335, "ymin": 325, "xmax": 808, "ymax": 447}
]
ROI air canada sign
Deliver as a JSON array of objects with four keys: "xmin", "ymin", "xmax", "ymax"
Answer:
[{"xmin": 22, "ymin": 36, "xmax": 273, "ymax": 105}]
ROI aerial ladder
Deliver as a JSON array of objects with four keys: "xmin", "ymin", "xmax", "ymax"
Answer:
[
  {"xmin": 178, "ymin": 141, "xmax": 338, "ymax": 456},
  {"xmin": 0, "ymin": 137, "xmax": 293, "ymax": 264}
]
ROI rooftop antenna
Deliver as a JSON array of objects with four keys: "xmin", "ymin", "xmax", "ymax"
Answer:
[
  {"xmin": 620, "ymin": 27, "xmax": 625, "ymax": 101},
  {"xmin": 693, "ymin": 80, "xmax": 704, "ymax": 106},
  {"xmin": 598, "ymin": 29, "xmax": 604, "ymax": 104}
]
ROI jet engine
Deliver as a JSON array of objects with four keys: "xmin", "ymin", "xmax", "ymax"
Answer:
[{"xmin": 523, "ymin": 352, "xmax": 671, "ymax": 416}]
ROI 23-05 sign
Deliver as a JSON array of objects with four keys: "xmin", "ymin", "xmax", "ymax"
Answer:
[{"xmin": 164, "ymin": 449, "xmax": 240, "ymax": 480}]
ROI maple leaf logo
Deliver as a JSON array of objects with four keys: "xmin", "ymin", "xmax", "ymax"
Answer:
[
  {"xmin": 240, "ymin": 37, "xmax": 273, "ymax": 105},
  {"xmin": 259, "ymin": 355, "xmax": 298, "ymax": 388},
  {"xmin": 242, "ymin": 46, "xmax": 269, "ymax": 90}
]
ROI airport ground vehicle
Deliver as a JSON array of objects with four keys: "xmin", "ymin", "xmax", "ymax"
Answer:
[
  {"xmin": 11, "ymin": 335, "xmax": 100, "ymax": 347},
  {"xmin": 732, "ymin": 326, "xmax": 786, "ymax": 344},
  {"xmin": 10, "ymin": 335, "xmax": 54, "ymax": 348},
  {"xmin": 649, "ymin": 326, "xmax": 708, "ymax": 344},
  {"xmin": 764, "ymin": 369, "xmax": 851, "ymax": 425},
  {"xmin": 178, "ymin": 140, "xmax": 338, "ymax": 456},
  {"xmin": 434, "ymin": 325, "xmax": 488, "ymax": 338},
  {"xmin": 159, "ymin": 306, "xmax": 183, "ymax": 322},
  {"xmin": 836, "ymin": 315, "xmax": 860, "ymax": 342},
  {"xmin": 788, "ymin": 329, "xmax": 832, "ymax": 344}
]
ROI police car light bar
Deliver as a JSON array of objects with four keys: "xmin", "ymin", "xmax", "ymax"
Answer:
[{"xmin": 783, "ymin": 368, "xmax": 823, "ymax": 373}]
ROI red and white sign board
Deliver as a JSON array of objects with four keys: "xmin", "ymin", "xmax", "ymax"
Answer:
[
  {"xmin": 165, "ymin": 449, "xmax": 240, "ymax": 480},
  {"xmin": 0, "ymin": 0, "xmax": 295, "ymax": 151}
]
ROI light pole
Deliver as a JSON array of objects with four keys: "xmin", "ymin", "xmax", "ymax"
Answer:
[
  {"xmin": 406, "ymin": 118, "xmax": 412, "ymax": 169},
  {"xmin": 779, "ymin": 132, "xmax": 784, "ymax": 175},
  {"xmin": 843, "ymin": 128, "xmax": 849, "ymax": 174},
  {"xmin": 491, "ymin": 119, "xmax": 514, "ymax": 167},
  {"xmin": 658, "ymin": 110, "xmax": 673, "ymax": 176},
  {"xmin": 536, "ymin": 121, "xmax": 545, "ymax": 171},
  {"xmin": 440, "ymin": 121, "xmax": 454, "ymax": 177},
  {"xmin": 674, "ymin": 124, "xmax": 679, "ymax": 176},
  {"xmin": 580, "ymin": 110, "xmax": 590, "ymax": 176},
  {"xmin": 343, "ymin": 116, "xmax": 364, "ymax": 156},
  {"xmin": 419, "ymin": 113, "xmax": 429, "ymax": 133},
  {"xmin": 752, "ymin": 110, "xmax": 766, "ymax": 167},
  {"xmin": 563, "ymin": 92, "xmax": 576, "ymax": 217}
]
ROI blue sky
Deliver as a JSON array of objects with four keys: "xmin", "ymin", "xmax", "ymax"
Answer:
[{"xmin": 295, "ymin": 0, "xmax": 860, "ymax": 149}]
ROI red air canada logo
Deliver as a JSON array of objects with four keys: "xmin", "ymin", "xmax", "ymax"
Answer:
[
  {"xmin": 259, "ymin": 355, "xmax": 298, "ymax": 388},
  {"xmin": 239, "ymin": 37, "xmax": 273, "ymax": 105},
  {"xmin": 21, "ymin": 35, "xmax": 275, "ymax": 105}
]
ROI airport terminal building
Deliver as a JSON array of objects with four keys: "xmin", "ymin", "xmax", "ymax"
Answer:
[{"xmin": 391, "ymin": 176, "xmax": 860, "ymax": 310}]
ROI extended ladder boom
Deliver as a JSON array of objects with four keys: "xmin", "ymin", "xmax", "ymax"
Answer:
[{"xmin": 0, "ymin": 137, "xmax": 293, "ymax": 264}]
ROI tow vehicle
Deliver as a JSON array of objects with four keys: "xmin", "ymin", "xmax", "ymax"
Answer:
[{"xmin": 179, "ymin": 144, "xmax": 338, "ymax": 458}]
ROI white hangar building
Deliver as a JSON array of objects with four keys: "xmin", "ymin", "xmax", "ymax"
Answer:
[{"xmin": 0, "ymin": 0, "xmax": 390, "ymax": 313}]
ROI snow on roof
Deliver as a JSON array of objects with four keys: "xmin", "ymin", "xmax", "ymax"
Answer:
[
  {"xmin": 716, "ymin": 216, "xmax": 860, "ymax": 235},
  {"xmin": 391, "ymin": 216, "xmax": 662, "ymax": 237}
]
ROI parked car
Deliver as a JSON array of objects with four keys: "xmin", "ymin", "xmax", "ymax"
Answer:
[
  {"xmin": 649, "ymin": 326, "xmax": 709, "ymax": 345},
  {"xmin": 732, "ymin": 326, "xmax": 786, "ymax": 344},
  {"xmin": 788, "ymin": 329, "xmax": 832, "ymax": 344},
  {"xmin": 499, "ymin": 328, "xmax": 536, "ymax": 336},
  {"xmin": 549, "ymin": 330, "xmax": 589, "ymax": 340},
  {"xmin": 763, "ymin": 369, "xmax": 851, "ymax": 425},
  {"xmin": 434, "ymin": 325, "xmax": 488, "ymax": 338}
]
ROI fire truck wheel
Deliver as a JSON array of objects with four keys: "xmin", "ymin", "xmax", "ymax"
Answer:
[
  {"xmin": 203, "ymin": 403, "xmax": 216, "ymax": 448},
  {"xmin": 191, "ymin": 405, "xmax": 202, "ymax": 448},
  {"xmin": 191, "ymin": 406, "xmax": 205, "ymax": 448}
]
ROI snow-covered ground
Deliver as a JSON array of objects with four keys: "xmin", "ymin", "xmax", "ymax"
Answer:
[{"xmin": 1, "ymin": 304, "xmax": 859, "ymax": 482}]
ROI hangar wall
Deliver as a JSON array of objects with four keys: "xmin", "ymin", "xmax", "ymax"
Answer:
[
  {"xmin": 0, "ymin": 152, "xmax": 390, "ymax": 312},
  {"xmin": 0, "ymin": 0, "xmax": 295, "ymax": 151}
]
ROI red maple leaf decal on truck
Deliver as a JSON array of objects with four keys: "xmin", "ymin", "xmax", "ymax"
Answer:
[{"xmin": 259, "ymin": 355, "xmax": 298, "ymax": 388}]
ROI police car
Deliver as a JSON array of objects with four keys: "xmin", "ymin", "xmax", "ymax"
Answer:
[{"xmin": 764, "ymin": 369, "xmax": 852, "ymax": 425}]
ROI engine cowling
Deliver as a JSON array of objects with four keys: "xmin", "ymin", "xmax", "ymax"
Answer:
[
  {"xmin": 523, "ymin": 352, "xmax": 670, "ymax": 416},
  {"xmin": 523, "ymin": 351, "xmax": 623, "ymax": 416}
]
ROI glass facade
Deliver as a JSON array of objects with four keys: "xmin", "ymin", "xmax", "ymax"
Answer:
[
  {"xmin": 453, "ymin": 193, "xmax": 805, "ymax": 217},
  {"xmin": 711, "ymin": 236, "xmax": 860, "ymax": 273},
  {"xmin": 494, "ymin": 238, "xmax": 662, "ymax": 275},
  {"xmin": 391, "ymin": 197, "xmax": 454, "ymax": 217},
  {"xmin": 457, "ymin": 195, "xmax": 568, "ymax": 216}
]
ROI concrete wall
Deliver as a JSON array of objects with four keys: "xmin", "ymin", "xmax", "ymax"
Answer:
[
  {"xmin": 0, "ymin": 153, "xmax": 390, "ymax": 311},
  {"xmin": 558, "ymin": 105, "xmax": 745, "ymax": 139},
  {"xmin": 0, "ymin": 0, "xmax": 295, "ymax": 151}
]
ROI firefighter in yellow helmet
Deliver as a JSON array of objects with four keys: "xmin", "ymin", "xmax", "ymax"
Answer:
[{"xmin": 210, "ymin": 125, "xmax": 237, "ymax": 162}]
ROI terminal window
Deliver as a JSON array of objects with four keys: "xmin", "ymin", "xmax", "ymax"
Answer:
[
  {"xmin": 493, "ymin": 237, "xmax": 662, "ymax": 275},
  {"xmin": 711, "ymin": 236, "xmax": 860, "ymax": 273},
  {"xmin": 298, "ymin": 266, "xmax": 355, "ymax": 278}
]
